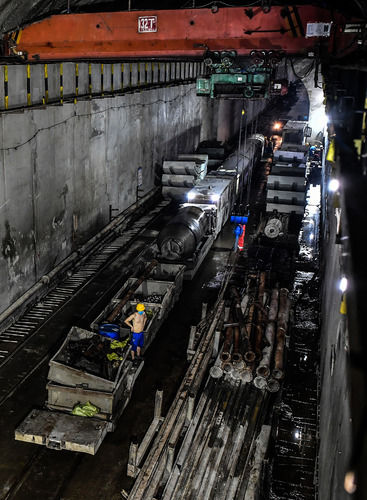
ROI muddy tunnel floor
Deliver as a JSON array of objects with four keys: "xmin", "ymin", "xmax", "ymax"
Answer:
[{"xmin": 0, "ymin": 221, "xmax": 236, "ymax": 500}]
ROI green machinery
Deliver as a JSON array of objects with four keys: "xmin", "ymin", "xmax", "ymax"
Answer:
[{"xmin": 196, "ymin": 50, "xmax": 287, "ymax": 99}]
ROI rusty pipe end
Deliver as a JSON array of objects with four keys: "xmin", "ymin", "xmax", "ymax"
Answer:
[
  {"xmin": 244, "ymin": 351, "xmax": 256, "ymax": 364},
  {"xmin": 256, "ymin": 365, "xmax": 270, "ymax": 378},
  {"xmin": 221, "ymin": 352, "xmax": 231, "ymax": 363},
  {"xmin": 232, "ymin": 352, "xmax": 242, "ymax": 363},
  {"xmin": 272, "ymin": 368, "xmax": 284, "ymax": 380},
  {"xmin": 222, "ymin": 362, "xmax": 233, "ymax": 373}
]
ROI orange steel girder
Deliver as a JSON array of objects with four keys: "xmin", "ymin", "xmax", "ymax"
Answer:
[{"xmin": 7, "ymin": 6, "xmax": 359, "ymax": 61}]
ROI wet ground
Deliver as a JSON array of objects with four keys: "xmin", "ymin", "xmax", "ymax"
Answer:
[
  {"xmin": 0, "ymin": 217, "xmax": 236, "ymax": 500},
  {"xmin": 266, "ymin": 184, "xmax": 321, "ymax": 500}
]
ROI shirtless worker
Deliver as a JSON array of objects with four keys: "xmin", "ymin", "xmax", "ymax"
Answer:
[{"xmin": 124, "ymin": 303, "xmax": 147, "ymax": 362}]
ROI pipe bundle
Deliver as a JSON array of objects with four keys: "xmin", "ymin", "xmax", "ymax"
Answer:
[{"xmin": 212, "ymin": 273, "xmax": 291, "ymax": 393}]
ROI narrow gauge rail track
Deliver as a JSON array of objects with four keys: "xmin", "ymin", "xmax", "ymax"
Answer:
[
  {"xmin": 3, "ymin": 447, "xmax": 83, "ymax": 500},
  {"xmin": 0, "ymin": 197, "xmax": 170, "ymax": 408},
  {"xmin": 0, "ymin": 221, "xmax": 237, "ymax": 500},
  {"xmin": 0, "ymin": 197, "xmax": 170, "ymax": 367}
]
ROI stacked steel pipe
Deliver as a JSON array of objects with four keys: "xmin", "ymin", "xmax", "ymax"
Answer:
[
  {"xmin": 129, "ymin": 283, "xmax": 292, "ymax": 499},
  {"xmin": 272, "ymin": 288, "xmax": 291, "ymax": 380},
  {"xmin": 213, "ymin": 273, "xmax": 291, "ymax": 393}
]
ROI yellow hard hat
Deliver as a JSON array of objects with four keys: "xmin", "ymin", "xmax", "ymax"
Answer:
[{"xmin": 136, "ymin": 303, "xmax": 145, "ymax": 311}]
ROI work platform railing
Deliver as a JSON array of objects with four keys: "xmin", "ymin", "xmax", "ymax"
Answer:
[{"xmin": 0, "ymin": 60, "xmax": 205, "ymax": 112}]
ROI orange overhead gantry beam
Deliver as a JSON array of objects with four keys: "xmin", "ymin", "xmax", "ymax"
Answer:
[{"xmin": 4, "ymin": 6, "xmax": 363, "ymax": 62}]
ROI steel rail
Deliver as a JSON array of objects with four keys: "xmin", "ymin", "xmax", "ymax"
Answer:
[
  {"xmin": 0, "ymin": 199, "xmax": 169, "ymax": 409},
  {"xmin": 0, "ymin": 198, "xmax": 168, "ymax": 369}
]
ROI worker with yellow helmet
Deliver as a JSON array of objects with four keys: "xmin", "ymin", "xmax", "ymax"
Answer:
[{"xmin": 124, "ymin": 303, "xmax": 147, "ymax": 362}]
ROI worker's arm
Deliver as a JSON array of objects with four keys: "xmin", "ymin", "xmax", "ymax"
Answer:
[
  {"xmin": 143, "ymin": 313, "xmax": 148, "ymax": 328},
  {"xmin": 124, "ymin": 313, "xmax": 135, "ymax": 330}
]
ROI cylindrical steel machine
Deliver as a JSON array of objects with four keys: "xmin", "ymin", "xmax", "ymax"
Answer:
[{"xmin": 157, "ymin": 206, "xmax": 209, "ymax": 260}]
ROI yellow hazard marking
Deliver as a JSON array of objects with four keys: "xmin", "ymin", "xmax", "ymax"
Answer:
[
  {"xmin": 340, "ymin": 293, "xmax": 347, "ymax": 315},
  {"xmin": 326, "ymin": 139, "xmax": 336, "ymax": 162},
  {"xmin": 4, "ymin": 65, "xmax": 8, "ymax": 109},
  {"xmin": 27, "ymin": 64, "xmax": 31, "ymax": 106},
  {"xmin": 16, "ymin": 30, "xmax": 22, "ymax": 45},
  {"xmin": 354, "ymin": 139, "xmax": 362, "ymax": 156}
]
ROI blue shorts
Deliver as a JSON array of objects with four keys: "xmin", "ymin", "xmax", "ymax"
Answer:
[{"xmin": 131, "ymin": 332, "xmax": 144, "ymax": 352}]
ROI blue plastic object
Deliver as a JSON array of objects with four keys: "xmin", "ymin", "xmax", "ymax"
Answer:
[
  {"xmin": 99, "ymin": 323, "xmax": 120, "ymax": 340},
  {"xmin": 231, "ymin": 215, "xmax": 248, "ymax": 224}
]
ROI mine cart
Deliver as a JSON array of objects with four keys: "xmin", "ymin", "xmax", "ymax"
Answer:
[{"xmin": 15, "ymin": 264, "xmax": 184, "ymax": 455}]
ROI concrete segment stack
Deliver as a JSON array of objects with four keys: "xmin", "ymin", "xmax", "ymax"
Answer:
[{"xmin": 162, "ymin": 155, "xmax": 208, "ymax": 201}]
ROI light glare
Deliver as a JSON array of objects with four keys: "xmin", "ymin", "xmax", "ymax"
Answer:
[
  {"xmin": 339, "ymin": 277, "xmax": 348, "ymax": 293},
  {"xmin": 211, "ymin": 194, "xmax": 220, "ymax": 202},
  {"xmin": 187, "ymin": 191, "xmax": 196, "ymax": 201},
  {"xmin": 344, "ymin": 471, "xmax": 357, "ymax": 494},
  {"xmin": 328, "ymin": 179, "xmax": 340, "ymax": 192},
  {"xmin": 309, "ymin": 106, "xmax": 328, "ymax": 131}
]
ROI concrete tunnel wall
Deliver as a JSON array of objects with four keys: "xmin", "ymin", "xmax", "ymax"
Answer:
[{"xmin": 0, "ymin": 81, "xmax": 265, "ymax": 316}]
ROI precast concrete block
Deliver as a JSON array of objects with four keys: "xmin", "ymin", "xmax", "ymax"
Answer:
[
  {"xmin": 30, "ymin": 64, "xmax": 45, "ymax": 106},
  {"xmin": 103, "ymin": 64, "xmax": 112, "ymax": 93},
  {"xmin": 112, "ymin": 63, "xmax": 122, "ymax": 92},
  {"xmin": 77, "ymin": 62, "xmax": 89, "ymax": 97},
  {"xmin": 130, "ymin": 63, "xmax": 138, "ymax": 88},
  {"xmin": 63, "ymin": 62, "xmax": 76, "ymax": 98},
  {"xmin": 91, "ymin": 63, "xmax": 102, "ymax": 94},
  {"xmin": 7, "ymin": 64, "xmax": 26, "ymax": 108},
  {"xmin": 121, "ymin": 62, "xmax": 131, "ymax": 90},
  {"xmin": 47, "ymin": 63, "xmax": 61, "ymax": 103}
]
